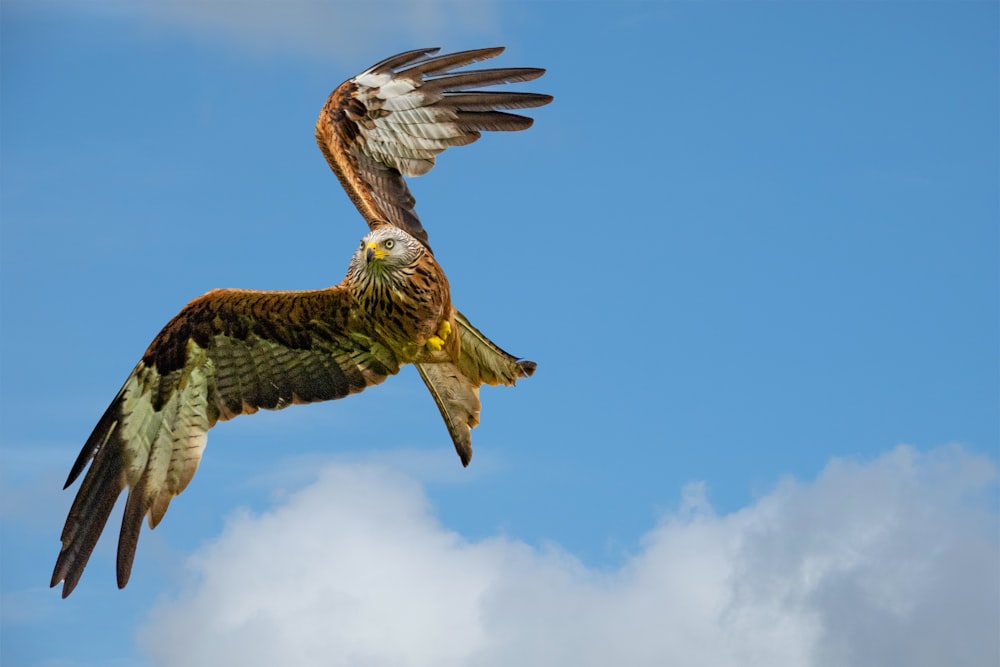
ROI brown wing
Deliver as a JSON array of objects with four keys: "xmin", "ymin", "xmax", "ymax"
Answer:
[
  {"xmin": 315, "ymin": 46, "xmax": 553, "ymax": 247},
  {"xmin": 51, "ymin": 287, "xmax": 399, "ymax": 597}
]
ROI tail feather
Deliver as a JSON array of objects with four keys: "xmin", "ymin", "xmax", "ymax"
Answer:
[
  {"xmin": 415, "ymin": 362, "xmax": 479, "ymax": 466},
  {"xmin": 418, "ymin": 311, "xmax": 535, "ymax": 466},
  {"xmin": 454, "ymin": 311, "xmax": 535, "ymax": 386}
]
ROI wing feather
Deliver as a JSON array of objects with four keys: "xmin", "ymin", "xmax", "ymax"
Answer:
[
  {"xmin": 52, "ymin": 287, "xmax": 400, "ymax": 597},
  {"xmin": 315, "ymin": 46, "xmax": 552, "ymax": 247}
]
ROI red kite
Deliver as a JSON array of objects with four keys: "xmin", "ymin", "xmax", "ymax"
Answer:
[{"xmin": 52, "ymin": 47, "xmax": 551, "ymax": 597}]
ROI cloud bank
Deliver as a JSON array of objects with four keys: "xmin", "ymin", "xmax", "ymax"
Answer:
[{"xmin": 140, "ymin": 445, "xmax": 998, "ymax": 667}]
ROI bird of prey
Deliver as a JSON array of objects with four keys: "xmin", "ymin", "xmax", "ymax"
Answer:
[{"xmin": 51, "ymin": 47, "xmax": 551, "ymax": 597}]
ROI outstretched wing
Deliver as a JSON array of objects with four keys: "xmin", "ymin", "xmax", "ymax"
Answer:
[
  {"xmin": 51, "ymin": 287, "xmax": 399, "ymax": 597},
  {"xmin": 315, "ymin": 46, "xmax": 552, "ymax": 247}
]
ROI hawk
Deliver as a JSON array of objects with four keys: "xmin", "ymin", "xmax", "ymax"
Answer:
[{"xmin": 51, "ymin": 47, "xmax": 551, "ymax": 597}]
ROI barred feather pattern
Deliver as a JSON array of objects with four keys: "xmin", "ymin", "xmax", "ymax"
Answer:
[{"xmin": 51, "ymin": 279, "xmax": 403, "ymax": 596}]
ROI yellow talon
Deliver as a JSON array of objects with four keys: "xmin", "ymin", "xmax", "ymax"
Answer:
[
  {"xmin": 424, "ymin": 320, "xmax": 450, "ymax": 352},
  {"xmin": 437, "ymin": 320, "xmax": 451, "ymax": 340}
]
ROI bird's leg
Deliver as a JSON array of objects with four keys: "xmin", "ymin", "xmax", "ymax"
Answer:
[{"xmin": 425, "ymin": 319, "xmax": 452, "ymax": 352}]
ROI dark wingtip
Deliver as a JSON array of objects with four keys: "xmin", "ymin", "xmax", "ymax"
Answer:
[
  {"xmin": 50, "ymin": 570, "xmax": 65, "ymax": 594},
  {"xmin": 517, "ymin": 360, "xmax": 537, "ymax": 377},
  {"xmin": 51, "ymin": 555, "xmax": 81, "ymax": 598},
  {"xmin": 367, "ymin": 47, "xmax": 442, "ymax": 74},
  {"xmin": 516, "ymin": 67, "xmax": 546, "ymax": 83},
  {"xmin": 59, "ymin": 576, "xmax": 78, "ymax": 599}
]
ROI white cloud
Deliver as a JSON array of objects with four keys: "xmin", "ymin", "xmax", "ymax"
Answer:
[
  {"xmin": 139, "ymin": 445, "xmax": 999, "ymax": 667},
  {"xmin": 13, "ymin": 0, "xmax": 501, "ymax": 60}
]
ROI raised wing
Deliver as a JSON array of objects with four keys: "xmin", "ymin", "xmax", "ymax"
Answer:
[
  {"xmin": 51, "ymin": 287, "xmax": 399, "ymax": 597},
  {"xmin": 315, "ymin": 46, "xmax": 552, "ymax": 247}
]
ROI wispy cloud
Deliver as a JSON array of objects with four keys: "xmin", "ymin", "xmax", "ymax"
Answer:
[
  {"xmin": 10, "ymin": 0, "xmax": 501, "ymax": 60},
  {"xmin": 138, "ymin": 445, "xmax": 999, "ymax": 667}
]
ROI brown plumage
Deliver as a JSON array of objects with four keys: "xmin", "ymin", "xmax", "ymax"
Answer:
[
  {"xmin": 52, "ymin": 47, "xmax": 550, "ymax": 597},
  {"xmin": 315, "ymin": 46, "xmax": 551, "ymax": 245}
]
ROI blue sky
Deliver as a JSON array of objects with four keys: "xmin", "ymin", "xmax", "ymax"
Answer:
[{"xmin": 1, "ymin": 1, "xmax": 997, "ymax": 665}]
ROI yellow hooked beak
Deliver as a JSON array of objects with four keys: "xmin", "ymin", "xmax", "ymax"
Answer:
[{"xmin": 365, "ymin": 241, "xmax": 389, "ymax": 263}]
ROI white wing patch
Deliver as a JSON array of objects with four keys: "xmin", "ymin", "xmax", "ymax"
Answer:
[
  {"xmin": 353, "ymin": 74, "xmax": 467, "ymax": 177},
  {"xmin": 119, "ymin": 348, "xmax": 211, "ymax": 529},
  {"xmin": 356, "ymin": 71, "xmax": 416, "ymax": 103}
]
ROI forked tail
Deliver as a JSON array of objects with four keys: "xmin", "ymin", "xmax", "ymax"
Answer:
[{"xmin": 416, "ymin": 310, "xmax": 534, "ymax": 466}]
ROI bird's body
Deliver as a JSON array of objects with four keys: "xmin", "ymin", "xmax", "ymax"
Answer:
[
  {"xmin": 346, "ymin": 227, "xmax": 457, "ymax": 365},
  {"xmin": 52, "ymin": 47, "xmax": 550, "ymax": 597}
]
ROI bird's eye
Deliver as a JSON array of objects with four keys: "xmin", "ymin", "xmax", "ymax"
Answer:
[{"xmin": 384, "ymin": 238, "xmax": 395, "ymax": 250}]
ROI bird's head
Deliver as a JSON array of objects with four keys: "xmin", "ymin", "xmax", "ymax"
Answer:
[{"xmin": 349, "ymin": 226, "xmax": 424, "ymax": 280}]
